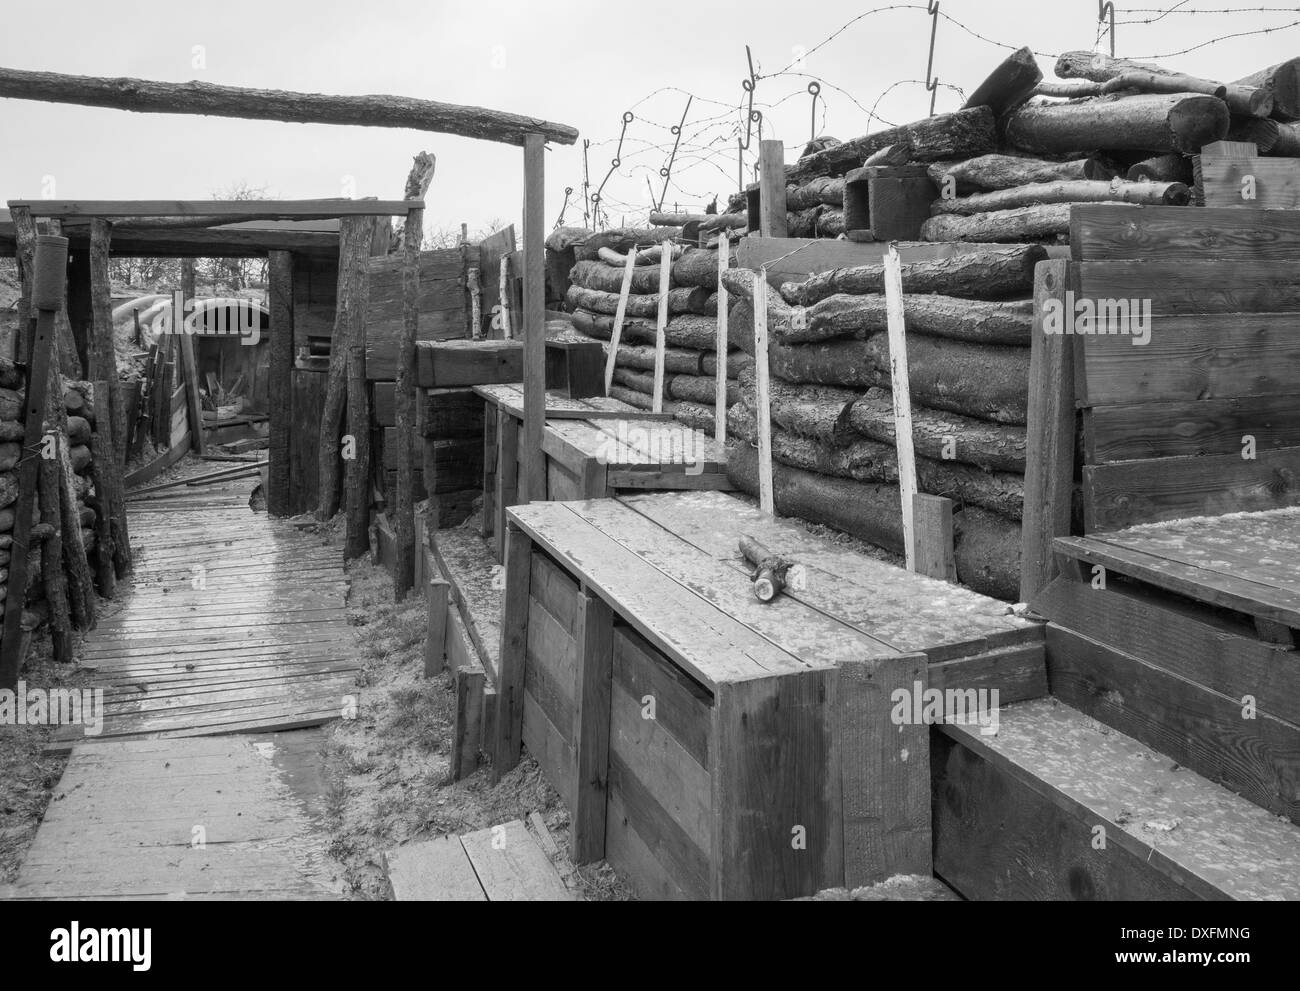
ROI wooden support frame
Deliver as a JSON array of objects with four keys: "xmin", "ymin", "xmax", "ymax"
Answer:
[
  {"xmin": 177, "ymin": 260, "xmax": 204, "ymax": 457},
  {"xmin": 519, "ymin": 133, "xmax": 547, "ymax": 505},
  {"xmin": 912, "ymin": 493, "xmax": 956, "ymax": 582},
  {"xmin": 882, "ymin": 245, "xmax": 919, "ymax": 571},
  {"xmin": 752, "ymin": 270, "xmax": 775, "ymax": 514},
  {"xmin": 1020, "ymin": 258, "xmax": 1076, "ymax": 604},
  {"xmin": 424, "ymin": 576, "xmax": 450, "ymax": 677},
  {"xmin": 492, "ymin": 521, "xmax": 533, "ymax": 782},
  {"xmin": 652, "ymin": 239, "xmax": 672, "ymax": 413},
  {"xmin": 757, "ymin": 140, "xmax": 789, "ymax": 238},
  {"xmin": 570, "ymin": 584, "xmax": 614, "ymax": 863},
  {"xmin": 9, "ymin": 198, "xmax": 424, "ymax": 218},
  {"xmin": 715, "ymin": 235, "xmax": 730, "ymax": 445},
  {"xmin": 266, "ymin": 250, "xmax": 294, "ymax": 516},
  {"xmin": 603, "ymin": 247, "xmax": 637, "ymax": 396}
]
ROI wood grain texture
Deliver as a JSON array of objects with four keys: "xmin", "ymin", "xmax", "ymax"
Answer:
[
  {"xmin": 491, "ymin": 523, "xmax": 533, "ymax": 781},
  {"xmin": 458, "ymin": 820, "xmax": 573, "ymax": 900},
  {"xmin": 1084, "ymin": 395, "xmax": 1300, "ymax": 462},
  {"xmin": 1070, "ymin": 203, "xmax": 1300, "ymax": 260}
]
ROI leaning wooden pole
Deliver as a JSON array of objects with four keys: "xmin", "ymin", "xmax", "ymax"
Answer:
[
  {"xmin": 394, "ymin": 152, "xmax": 436, "ymax": 597},
  {"xmin": 178, "ymin": 258, "xmax": 204, "ymax": 456},
  {"xmin": 520, "ymin": 133, "xmax": 547, "ymax": 503},
  {"xmin": 0, "ymin": 234, "xmax": 64, "ymax": 691},
  {"xmin": 0, "ymin": 66, "xmax": 579, "ymax": 146},
  {"xmin": 317, "ymin": 216, "xmax": 372, "ymax": 521}
]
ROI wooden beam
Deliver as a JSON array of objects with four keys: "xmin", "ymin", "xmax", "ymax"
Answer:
[
  {"xmin": 571, "ymin": 585, "xmax": 614, "ymax": 863},
  {"xmin": 177, "ymin": 261, "xmax": 204, "ymax": 457},
  {"xmin": 267, "ymin": 250, "xmax": 294, "ymax": 517},
  {"xmin": 752, "ymin": 270, "xmax": 774, "ymax": 514},
  {"xmin": 87, "ymin": 219, "xmax": 130, "ymax": 578},
  {"xmin": 757, "ymin": 140, "xmax": 789, "ymax": 238},
  {"xmin": 0, "ymin": 235, "xmax": 64, "ymax": 691},
  {"xmin": 9, "ymin": 198, "xmax": 419, "ymax": 218},
  {"xmin": 492, "ymin": 521, "xmax": 532, "ymax": 781},
  {"xmin": 652, "ymin": 239, "xmax": 672, "ymax": 413},
  {"xmin": 882, "ymin": 244, "xmax": 919, "ymax": 571},
  {"xmin": 1019, "ymin": 259, "xmax": 1075, "ymax": 603},
  {"xmin": 424, "ymin": 577, "xmax": 450, "ymax": 677},
  {"xmin": 395, "ymin": 152, "xmax": 436, "ymax": 598},
  {"xmin": 912, "ymin": 493, "xmax": 956, "ymax": 582},
  {"xmin": 603, "ymin": 247, "xmax": 637, "ymax": 395},
  {"xmin": 715, "ymin": 235, "xmax": 729, "ymax": 445},
  {"xmin": 519, "ymin": 133, "xmax": 547, "ymax": 504},
  {"xmin": 0, "ymin": 65, "xmax": 578, "ymax": 146}
]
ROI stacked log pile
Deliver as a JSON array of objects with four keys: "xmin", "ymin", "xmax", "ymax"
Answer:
[
  {"xmin": 720, "ymin": 245, "xmax": 1046, "ymax": 601},
  {"xmin": 0, "ymin": 362, "xmax": 104, "ymax": 655},
  {"xmin": 720, "ymin": 47, "xmax": 1300, "ymax": 244},
  {"xmin": 564, "ymin": 239, "xmax": 752, "ymax": 434}
]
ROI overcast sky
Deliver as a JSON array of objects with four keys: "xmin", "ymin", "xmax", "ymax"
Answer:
[{"xmin": 3, "ymin": 0, "xmax": 1299, "ymax": 238}]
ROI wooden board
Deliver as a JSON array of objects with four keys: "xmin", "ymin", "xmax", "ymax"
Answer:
[
  {"xmin": 1085, "ymin": 395, "xmax": 1300, "ymax": 463},
  {"xmin": 383, "ymin": 835, "xmax": 486, "ymax": 901},
  {"xmin": 458, "ymin": 819, "xmax": 573, "ymax": 900},
  {"xmin": 416, "ymin": 339, "xmax": 522, "ymax": 388},
  {"xmin": 1201, "ymin": 157, "xmax": 1300, "ymax": 210},
  {"xmin": 1070, "ymin": 203, "xmax": 1300, "ymax": 261},
  {"xmin": 1077, "ymin": 259, "xmax": 1300, "ymax": 315},
  {"xmin": 363, "ymin": 248, "xmax": 465, "ymax": 381}
]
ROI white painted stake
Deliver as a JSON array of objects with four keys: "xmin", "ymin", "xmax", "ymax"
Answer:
[
  {"xmin": 652, "ymin": 238, "xmax": 672, "ymax": 413},
  {"xmin": 715, "ymin": 235, "xmax": 729, "ymax": 445},
  {"xmin": 753, "ymin": 269, "xmax": 775, "ymax": 514},
  {"xmin": 498, "ymin": 255, "xmax": 513, "ymax": 339},
  {"xmin": 604, "ymin": 246, "xmax": 638, "ymax": 396},
  {"xmin": 882, "ymin": 244, "xmax": 918, "ymax": 570}
]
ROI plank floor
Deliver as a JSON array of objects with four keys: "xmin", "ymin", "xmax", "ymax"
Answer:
[
  {"xmin": 51, "ymin": 465, "xmax": 360, "ymax": 749},
  {"xmin": 384, "ymin": 819, "xmax": 573, "ymax": 901}
]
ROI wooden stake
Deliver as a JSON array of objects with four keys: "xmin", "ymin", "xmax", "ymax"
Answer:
[
  {"xmin": 758, "ymin": 140, "xmax": 790, "ymax": 238},
  {"xmin": 603, "ymin": 246, "xmax": 638, "ymax": 396},
  {"xmin": 178, "ymin": 259, "xmax": 205, "ymax": 457},
  {"xmin": 753, "ymin": 269, "xmax": 775, "ymax": 514},
  {"xmin": 911, "ymin": 492, "xmax": 956, "ymax": 582},
  {"xmin": 715, "ymin": 235, "xmax": 729, "ymax": 444},
  {"xmin": 882, "ymin": 244, "xmax": 918, "ymax": 571},
  {"xmin": 651, "ymin": 239, "xmax": 672, "ymax": 414},
  {"xmin": 498, "ymin": 255, "xmax": 514, "ymax": 340}
]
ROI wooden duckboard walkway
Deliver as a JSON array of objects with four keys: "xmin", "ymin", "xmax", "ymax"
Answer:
[
  {"xmin": 384, "ymin": 819, "xmax": 572, "ymax": 900},
  {"xmin": 2, "ymin": 734, "xmax": 340, "ymax": 900},
  {"xmin": 1055, "ymin": 507, "xmax": 1300, "ymax": 628},
  {"xmin": 51, "ymin": 467, "xmax": 360, "ymax": 750}
]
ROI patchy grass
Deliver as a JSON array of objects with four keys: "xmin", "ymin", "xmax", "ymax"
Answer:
[{"xmin": 321, "ymin": 544, "xmax": 633, "ymax": 901}]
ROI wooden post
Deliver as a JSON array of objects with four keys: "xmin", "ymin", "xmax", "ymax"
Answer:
[
  {"xmin": 424, "ymin": 576, "xmax": 450, "ymax": 676},
  {"xmin": 481, "ymin": 405, "xmax": 498, "ymax": 540},
  {"xmin": 343, "ymin": 336, "xmax": 370, "ymax": 561},
  {"xmin": 1020, "ymin": 258, "xmax": 1076, "ymax": 604},
  {"xmin": 715, "ymin": 235, "xmax": 729, "ymax": 444},
  {"xmin": 758, "ymin": 140, "xmax": 789, "ymax": 238},
  {"xmin": 178, "ymin": 259, "xmax": 205, "ymax": 457},
  {"xmin": 65, "ymin": 246, "xmax": 92, "ymax": 378},
  {"xmin": 10, "ymin": 206, "xmax": 36, "ymax": 364},
  {"xmin": 603, "ymin": 246, "xmax": 638, "ymax": 396},
  {"xmin": 87, "ymin": 384, "xmax": 118, "ymax": 597},
  {"xmin": 571, "ymin": 585, "xmax": 614, "ymax": 863},
  {"xmin": 317, "ymin": 215, "xmax": 372, "ymax": 521},
  {"xmin": 0, "ymin": 234, "xmax": 65, "ymax": 691},
  {"xmin": 495, "ymin": 408, "xmax": 519, "ymax": 562},
  {"xmin": 452, "ymin": 666, "xmax": 486, "ymax": 779},
  {"xmin": 88, "ymin": 220, "xmax": 124, "ymax": 469},
  {"xmin": 912, "ymin": 493, "xmax": 956, "ymax": 582},
  {"xmin": 652, "ymin": 239, "xmax": 672, "ymax": 413},
  {"xmin": 267, "ymin": 250, "xmax": 294, "ymax": 516},
  {"xmin": 492, "ymin": 520, "xmax": 532, "ymax": 781},
  {"xmin": 882, "ymin": 245, "xmax": 919, "ymax": 571},
  {"xmin": 520, "ymin": 133, "xmax": 547, "ymax": 505},
  {"xmin": 752, "ymin": 270, "xmax": 775, "ymax": 514},
  {"xmin": 498, "ymin": 255, "xmax": 514, "ymax": 339},
  {"xmin": 395, "ymin": 153, "xmax": 437, "ymax": 599},
  {"xmin": 839, "ymin": 653, "xmax": 932, "ymax": 887}
]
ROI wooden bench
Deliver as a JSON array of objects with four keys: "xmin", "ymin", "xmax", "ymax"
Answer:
[
  {"xmin": 475, "ymin": 384, "xmax": 732, "ymax": 562},
  {"xmin": 492, "ymin": 491, "xmax": 1044, "ymax": 900},
  {"xmin": 1016, "ymin": 204, "xmax": 1300, "ymax": 858}
]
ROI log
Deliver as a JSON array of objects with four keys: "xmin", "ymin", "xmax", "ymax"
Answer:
[
  {"xmin": 613, "ymin": 343, "xmax": 705, "ymax": 376},
  {"xmin": 570, "ymin": 259, "xmax": 664, "ymax": 295},
  {"xmin": 952, "ymin": 505, "xmax": 1022, "ymax": 602},
  {"xmin": 920, "ymin": 204, "xmax": 1072, "ymax": 243},
  {"xmin": 1033, "ymin": 80, "xmax": 1104, "ymax": 99},
  {"xmin": 963, "ymin": 46, "xmax": 1042, "ymax": 118},
  {"xmin": 575, "ymin": 227, "xmax": 682, "ymax": 262},
  {"xmin": 608, "ymin": 385, "xmax": 678, "ymax": 415},
  {"xmin": 775, "ymin": 243, "xmax": 1047, "ymax": 306},
  {"xmin": 0, "ymin": 65, "xmax": 578, "ymax": 145},
  {"xmin": 0, "ymin": 444, "xmax": 17, "ymax": 473},
  {"xmin": 0, "ymin": 361, "xmax": 21, "ymax": 391},
  {"xmin": 1005, "ymin": 92, "xmax": 1229, "ymax": 155},
  {"xmin": 1269, "ymin": 122, "xmax": 1300, "ymax": 158},
  {"xmin": 701, "ymin": 349, "xmax": 752, "ymax": 379},
  {"xmin": 596, "ymin": 242, "xmax": 683, "ymax": 266},
  {"xmin": 796, "ymin": 293, "xmax": 1034, "ymax": 347},
  {"xmin": 862, "ymin": 142, "xmax": 913, "ymax": 167},
  {"xmin": 564, "ymin": 284, "xmax": 708, "ymax": 318},
  {"xmin": 729, "ymin": 405, "xmax": 1024, "ymax": 520},
  {"xmin": 65, "ymin": 415, "xmax": 91, "ymax": 444},
  {"xmin": 1233, "ymin": 59, "xmax": 1300, "ymax": 122},
  {"xmin": 671, "ymin": 247, "xmax": 730, "ymax": 289},
  {"xmin": 673, "ymin": 401, "xmax": 716, "ymax": 436},
  {"xmin": 928, "ymin": 154, "xmax": 1115, "ymax": 193},
  {"xmin": 317, "ymin": 216, "xmax": 372, "ymax": 520},
  {"xmin": 785, "ymin": 177, "xmax": 846, "ymax": 211},
  {"xmin": 0, "ymin": 389, "xmax": 21, "ymax": 421},
  {"xmin": 1099, "ymin": 71, "xmax": 1225, "ymax": 100},
  {"xmin": 931, "ymin": 178, "xmax": 1190, "ymax": 215},
  {"xmin": 1126, "ymin": 153, "xmax": 1193, "ymax": 183},
  {"xmin": 68, "ymin": 445, "xmax": 91, "ymax": 474},
  {"xmin": 787, "ymin": 107, "xmax": 996, "ymax": 185},
  {"xmin": 669, "ymin": 372, "xmax": 739, "ymax": 409}
]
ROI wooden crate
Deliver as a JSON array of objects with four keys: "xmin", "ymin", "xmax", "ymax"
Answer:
[{"xmin": 494, "ymin": 491, "xmax": 1045, "ymax": 900}]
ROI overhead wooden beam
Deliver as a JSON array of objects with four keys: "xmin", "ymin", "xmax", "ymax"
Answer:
[
  {"xmin": 9, "ymin": 199, "xmax": 418, "ymax": 218},
  {"xmin": 0, "ymin": 66, "xmax": 579, "ymax": 146},
  {"xmin": 520, "ymin": 133, "xmax": 547, "ymax": 504}
]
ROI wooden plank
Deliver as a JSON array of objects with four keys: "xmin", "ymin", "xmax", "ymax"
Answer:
[
  {"xmin": 1078, "ymin": 259, "xmax": 1300, "ymax": 315},
  {"xmin": 1083, "ymin": 445, "xmax": 1300, "ymax": 531},
  {"xmin": 604, "ymin": 246, "xmax": 638, "ymax": 395},
  {"xmin": 715, "ymin": 234, "xmax": 729, "ymax": 445},
  {"xmin": 1035, "ymin": 575, "xmax": 1300, "ymax": 726},
  {"xmin": 520, "ymin": 133, "xmax": 547, "ymax": 504},
  {"xmin": 757, "ymin": 139, "xmax": 789, "ymax": 238},
  {"xmin": 752, "ymin": 270, "xmax": 774, "ymax": 514},
  {"xmin": 882, "ymin": 244, "xmax": 918, "ymax": 571},
  {"xmin": 452, "ymin": 666, "xmax": 486, "ymax": 780},
  {"xmin": 651, "ymin": 239, "xmax": 672, "ymax": 413},
  {"xmin": 424, "ymin": 577, "xmax": 450, "ymax": 676},
  {"xmin": 458, "ymin": 819, "xmax": 572, "ymax": 900},
  {"xmin": 570, "ymin": 586, "xmax": 614, "ymax": 863},
  {"xmin": 494, "ymin": 409, "xmax": 520, "ymax": 562},
  {"xmin": 266, "ymin": 250, "xmax": 293, "ymax": 515},
  {"xmin": 911, "ymin": 492, "xmax": 955, "ymax": 582},
  {"xmin": 1085, "ymin": 394, "xmax": 1300, "ymax": 463},
  {"xmin": 1079, "ymin": 313, "xmax": 1300, "ymax": 407},
  {"xmin": 1071, "ymin": 203, "xmax": 1300, "ymax": 261},
  {"xmin": 611, "ymin": 626, "xmax": 712, "ymax": 768},
  {"xmin": 1201, "ymin": 157, "xmax": 1300, "ymax": 210},
  {"xmin": 1020, "ymin": 258, "xmax": 1075, "ymax": 603},
  {"xmin": 11, "ymin": 198, "xmax": 421, "ymax": 217},
  {"xmin": 840, "ymin": 653, "xmax": 931, "ymax": 888},
  {"xmin": 606, "ymin": 751, "xmax": 709, "ymax": 899},
  {"xmin": 414, "ymin": 340, "xmax": 522, "ymax": 388},
  {"xmin": 492, "ymin": 523, "xmax": 532, "ymax": 780},
  {"xmin": 710, "ymin": 672, "xmax": 841, "ymax": 899},
  {"xmin": 1047, "ymin": 624, "xmax": 1300, "ymax": 824},
  {"xmin": 384, "ymin": 836, "xmax": 486, "ymax": 901}
]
